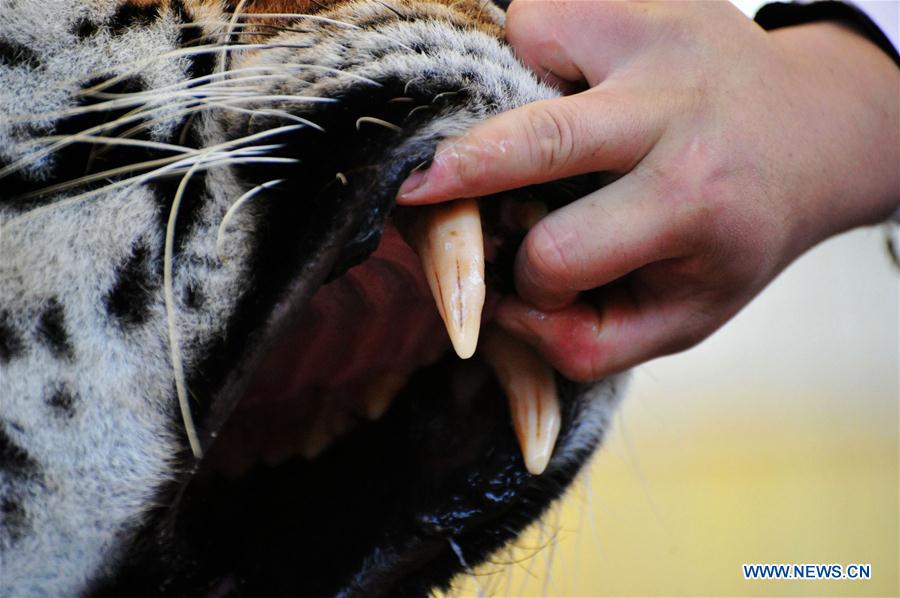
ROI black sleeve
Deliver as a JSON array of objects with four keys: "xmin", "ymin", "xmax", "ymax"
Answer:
[{"xmin": 755, "ymin": 1, "xmax": 899, "ymax": 67}]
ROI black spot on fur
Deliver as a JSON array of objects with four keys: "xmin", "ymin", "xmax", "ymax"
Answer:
[
  {"xmin": 0, "ymin": 497, "xmax": 27, "ymax": 545},
  {"xmin": 0, "ymin": 39, "xmax": 41, "ymax": 70},
  {"xmin": 72, "ymin": 17, "xmax": 99, "ymax": 39},
  {"xmin": 0, "ymin": 311, "xmax": 24, "ymax": 363},
  {"xmin": 36, "ymin": 299, "xmax": 74, "ymax": 360},
  {"xmin": 184, "ymin": 282, "xmax": 205, "ymax": 310},
  {"xmin": 106, "ymin": 243, "xmax": 157, "ymax": 328},
  {"xmin": 46, "ymin": 384, "xmax": 78, "ymax": 419},
  {"xmin": 110, "ymin": 3, "xmax": 160, "ymax": 35},
  {"xmin": 0, "ymin": 424, "xmax": 38, "ymax": 478},
  {"xmin": 170, "ymin": 0, "xmax": 216, "ymax": 81}
]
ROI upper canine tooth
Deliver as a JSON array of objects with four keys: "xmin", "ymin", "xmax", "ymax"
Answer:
[
  {"xmin": 405, "ymin": 198, "xmax": 485, "ymax": 359},
  {"xmin": 481, "ymin": 328, "xmax": 561, "ymax": 475}
]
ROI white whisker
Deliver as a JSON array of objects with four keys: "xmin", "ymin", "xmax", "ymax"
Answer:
[
  {"xmin": 6, "ymin": 91, "xmax": 253, "ymax": 125},
  {"xmin": 212, "ymin": 103, "xmax": 325, "ymax": 131},
  {"xmin": 221, "ymin": 0, "xmax": 251, "ymax": 75},
  {"xmin": 2, "ymin": 155, "xmax": 298, "ymax": 229},
  {"xmin": 10, "ymin": 123, "xmax": 303, "ymax": 201},
  {"xmin": 356, "ymin": 116, "xmax": 402, "ymax": 133},
  {"xmin": 164, "ymin": 159, "xmax": 205, "ymax": 460},
  {"xmin": 432, "ymin": 91, "xmax": 460, "ymax": 103},
  {"xmin": 69, "ymin": 43, "xmax": 316, "ymax": 97},
  {"xmin": 216, "ymin": 178, "xmax": 285, "ymax": 261},
  {"xmin": 223, "ymin": 13, "xmax": 361, "ymax": 30},
  {"xmin": 15, "ymin": 135, "xmax": 191, "ymax": 154}
]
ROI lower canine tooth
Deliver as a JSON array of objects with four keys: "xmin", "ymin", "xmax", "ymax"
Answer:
[
  {"xmin": 481, "ymin": 328, "xmax": 561, "ymax": 475},
  {"xmin": 405, "ymin": 198, "xmax": 485, "ymax": 359}
]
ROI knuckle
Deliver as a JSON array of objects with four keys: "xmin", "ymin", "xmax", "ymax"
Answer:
[
  {"xmin": 525, "ymin": 102, "xmax": 577, "ymax": 174},
  {"xmin": 523, "ymin": 218, "xmax": 579, "ymax": 286},
  {"xmin": 446, "ymin": 142, "xmax": 484, "ymax": 188}
]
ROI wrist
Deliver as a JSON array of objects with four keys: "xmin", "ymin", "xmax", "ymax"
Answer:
[{"xmin": 768, "ymin": 22, "xmax": 899, "ymax": 250}]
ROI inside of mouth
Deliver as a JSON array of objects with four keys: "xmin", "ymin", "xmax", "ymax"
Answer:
[
  {"xmin": 181, "ymin": 348, "xmax": 542, "ymax": 598},
  {"xmin": 203, "ymin": 179, "xmax": 573, "ymax": 479},
  {"xmin": 205, "ymin": 220, "xmax": 494, "ymax": 476},
  {"xmin": 172, "ymin": 183, "xmax": 596, "ymax": 595}
]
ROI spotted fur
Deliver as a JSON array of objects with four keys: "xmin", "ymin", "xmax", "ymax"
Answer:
[{"xmin": 0, "ymin": 1, "xmax": 625, "ymax": 595}]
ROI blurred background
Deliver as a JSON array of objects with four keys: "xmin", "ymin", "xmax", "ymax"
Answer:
[{"xmin": 448, "ymin": 1, "xmax": 899, "ymax": 594}]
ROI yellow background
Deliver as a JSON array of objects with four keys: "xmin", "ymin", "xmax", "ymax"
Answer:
[{"xmin": 446, "ymin": 226, "xmax": 899, "ymax": 596}]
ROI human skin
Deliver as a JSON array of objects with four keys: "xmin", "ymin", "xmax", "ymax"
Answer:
[{"xmin": 396, "ymin": 0, "xmax": 899, "ymax": 382}]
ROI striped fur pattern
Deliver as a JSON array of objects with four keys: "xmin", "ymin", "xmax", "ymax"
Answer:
[{"xmin": 0, "ymin": 1, "xmax": 625, "ymax": 595}]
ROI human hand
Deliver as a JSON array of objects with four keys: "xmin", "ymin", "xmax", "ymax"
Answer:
[{"xmin": 396, "ymin": 0, "xmax": 899, "ymax": 382}]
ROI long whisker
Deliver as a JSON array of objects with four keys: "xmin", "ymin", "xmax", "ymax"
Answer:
[
  {"xmin": 115, "ymin": 100, "xmax": 324, "ymax": 144},
  {"xmin": 8, "ymin": 89, "xmax": 334, "ymax": 126},
  {"xmin": 10, "ymin": 124, "xmax": 304, "ymax": 199},
  {"xmin": 81, "ymin": 63, "xmax": 379, "ymax": 106},
  {"xmin": 67, "ymin": 43, "xmax": 316, "ymax": 97},
  {"xmin": 2, "ymin": 154, "xmax": 298, "ymax": 229},
  {"xmin": 222, "ymin": 13, "xmax": 361, "ymax": 30},
  {"xmin": 78, "ymin": 64, "xmax": 300, "ymax": 99},
  {"xmin": 0, "ymin": 94, "xmax": 328, "ymax": 179},
  {"xmin": 6, "ymin": 90, "xmax": 255, "ymax": 126},
  {"xmin": 216, "ymin": 178, "xmax": 286, "ymax": 260},
  {"xmin": 14, "ymin": 135, "xmax": 193, "ymax": 155},
  {"xmin": 208, "ymin": 103, "xmax": 325, "ymax": 131},
  {"xmin": 164, "ymin": 159, "xmax": 205, "ymax": 459},
  {"xmin": 221, "ymin": 0, "xmax": 251, "ymax": 75}
]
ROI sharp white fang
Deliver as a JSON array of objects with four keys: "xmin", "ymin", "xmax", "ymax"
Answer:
[
  {"xmin": 406, "ymin": 198, "xmax": 485, "ymax": 359},
  {"xmin": 481, "ymin": 328, "xmax": 561, "ymax": 475}
]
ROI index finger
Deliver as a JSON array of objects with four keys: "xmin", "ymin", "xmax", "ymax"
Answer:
[{"xmin": 395, "ymin": 89, "xmax": 662, "ymax": 205}]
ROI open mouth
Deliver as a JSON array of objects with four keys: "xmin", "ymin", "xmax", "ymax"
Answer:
[
  {"xmin": 169, "ymin": 177, "xmax": 606, "ymax": 598},
  {"xmin": 210, "ymin": 196, "xmax": 563, "ymax": 477}
]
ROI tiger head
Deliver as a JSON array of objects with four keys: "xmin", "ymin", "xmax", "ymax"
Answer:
[{"xmin": 0, "ymin": 1, "xmax": 625, "ymax": 595}]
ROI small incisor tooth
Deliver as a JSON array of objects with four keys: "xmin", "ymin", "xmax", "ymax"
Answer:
[
  {"xmin": 406, "ymin": 198, "xmax": 485, "ymax": 359},
  {"xmin": 361, "ymin": 371, "xmax": 407, "ymax": 420},
  {"xmin": 481, "ymin": 328, "xmax": 561, "ymax": 475}
]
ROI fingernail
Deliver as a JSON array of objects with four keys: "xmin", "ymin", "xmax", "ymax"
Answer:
[{"xmin": 397, "ymin": 168, "xmax": 428, "ymax": 200}]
